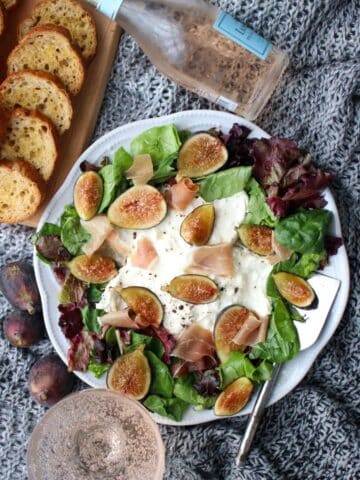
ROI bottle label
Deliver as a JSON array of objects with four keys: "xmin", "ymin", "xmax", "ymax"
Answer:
[
  {"xmin": 213, "ymin": 11, "xmax": 272, "ymax": 60},
  {"xmin": 97, "ymin": 0, "xmax": 124, "ymax": 19}
]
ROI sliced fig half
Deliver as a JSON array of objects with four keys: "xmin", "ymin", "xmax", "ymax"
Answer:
[
  {"xmin": 107, "ymin": 185, "xmax": 167, "ymax": 229},
  {"xmin": 68, "ymin": 254, "xmax": 117, "ymax": 284},
  {"xmin": 180, "ymin": 204, "xmax": 215, "ymax": 246},
  {"xmin": 238, "ymin": 224, "xmax": 273, "ymax": 256},
  {"xmin": 74, "ymin": 171, "xmax": 103, "ymax": 220},
  {"xmin": 162, "ymin": 274, "xmax": 219, "ymax": 304},
  {"xmin": 214, "ymin": 305, "xmax": 259, "ymax": 362},
  {"xmin": 107, "ymin": 348, "xmax": 151, "ymax": 400},
  {"xmin": 214, "ymin": 377, "xmax": 253, "ymax": 416},
  {"xmin": 120, "ymin": 286, "xmax": 164, "ymax": 327},
  {"xmin": 273, "ymin": 272, "xmax": 316, "ymax": 308},
  {"xmin": 177, "ymin": 133, "xmax": 228, "ymax": 179}
]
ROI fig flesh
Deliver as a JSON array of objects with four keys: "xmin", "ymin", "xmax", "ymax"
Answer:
[
  {"xmin": 107, "ymin": 348, "xmax": 151, "ymax": 400},
  {"xmin": 180, "ymin": 204, "xmax": 215, "ymax": 246},
  {"xmin": 177, "ymin": 133, "xmax": 228, "ymax": 178},
  {"xmin": 4, "ymin": 310, "xmax": 44, "ymax": 347},
  {"xmin": 68, "ymin": 254, "xmax": 117, "ymax": 284},
  {"xmin": 0, "ymin": 261, "xmax": 40, "ymax": 314},
  {"xmin": 120, "ymin": 286, "xmax": 163, "ymax": 327},
  {"xmin": 162, "ymin": 274, "xmax": 219, "ymax": 304},
  {"xmin": 29, "ymin": 354, "xmax": 75, "ymax": 407},
  {"xmin": 74, "ymin": 171, "xmax": 103, "ymax": 220},
  {"xmin": 214, "ymin": 377, "xmax": 253, "ymax": 416},
  {"xmin": 238, "ymin": 224, "xmax": 273, "ymax": 256},
  {"xmin": 214, "ymin": 305, "xmax": 257, "ymax": 362},
  {"xmin": 273, "ymin": 272, "xmax": 316, "ymax": 308},
  {"xmin": 107, "ymin": 185, "xmax": 167, "ymax": 229}
]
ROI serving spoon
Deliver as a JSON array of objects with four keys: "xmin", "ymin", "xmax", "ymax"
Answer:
[{"xmin": 236, "ymin": 272, "xmax": 341, "ymax": 465}]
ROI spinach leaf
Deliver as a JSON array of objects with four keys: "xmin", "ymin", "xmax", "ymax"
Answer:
[
  {"xmin": 198, "ymin": 166, "xmax": 252, "ymax": 201},
  {"xmin": 275, "ymin": 209, "xmax": 332, "ymax": 253},
  {"xmin": 98, "ymin": 146, "xmax": 133, "ymax": 212},
  {"xmin": 87, "ymin": 284, "xmax": 105, "ymax": 303},
  {"xmin": 129, "ymin": 332, "xmax": 165, "ymax": 359},
  {"xmin": 272, "ymin": 298, "xmax": 298, "ymax": 343},
  {"xmin": 218, "ymin": 352, "xmax": 273, "ymax": 387},
  {"xmin": 151, "ymin": 152, "xmax": 177, "ymax": 184},
  {"xmin": 144, "ymin": 395, "xmax": 188, "ymax": 421},
  {"xmin": 244, "ymin": 178, "xmax": 278, "ymax": 227},
  {"xmin": 60, "ymin": 205, "xmax": 90, "ymax": 255},
  {"xmin": 174, "ymin": 374, "xmax": 216, "ymax": 409},
  {"xmin": 145, "ymin": 351, "xmax": 174, "ymax": 398},
  {"xmin": 105, "ymin": 326, "xmax": 117, "ymax": 346},
  {"xmin": 32, "ymin": 222, "xmax": 61, "ymax": 244},
  {"xmin": 130, "ymin": 124, "xmax": 181, "ymax": 167},
  {"xmin": 88, "ymin": 359, "xmax": 111, "ymax": 378},
  {"xmin": 269, "ymin": 252, "xmax": 325, "ymax": 282},
  {"xmin": 80, "ymin": 305, "xmax": 102, "ymax": 334}
]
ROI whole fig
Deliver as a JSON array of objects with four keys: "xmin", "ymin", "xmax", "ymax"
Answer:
[
  {"xmin": 0, "ymin": 261, "xmax": 40, "ymax": 314},
  {"xmin": 29, "ymin": 355, "xmax": 75, "ymax": 407},
  {"xmin": 4, "ymin": 310, "xmax": 44, "ymax": 347}
]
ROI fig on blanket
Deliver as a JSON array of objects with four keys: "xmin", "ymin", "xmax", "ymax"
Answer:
[
  {"xmin": 180, "ymin": 204, "xmax": 215, "ymax": 246},
  {"xmin": 120, "ymin": 286, "xmax": 164, "ymax": 327},
  {"xmin": 74, "ymin": 171, "xmax": 103, "ymax": 220},
  {"xmin": 214, "ymin": 305, "xmax": 260, "ymax": 362},
  {"xmin": 29, "ymin": 354, "xmax": 75, "ymax": 407},
  {"xmin": 0, "ymin": 261, "xmax": 40, "ymax": 314},
  {"xmin": 214, "ymin": 377, "xmax": 253, "ymax": 416},
  {"xmin": 237, "ymin": 224, "xmax": 273, "ymax": 256},
  {"xmin": 107, "ymin": 348, "xmax": 151, "ymax": 400},
  {"xmin": 162, "ymin": 274, "xmax": 219, "ymax": 304},
  {"xmin": 273, "ymin": 272, "xmax": 316, "ymax": 308},
  {"xmin": 4, "ymin": 310, "xmax": 44, "ymax": 347},
  {"xmin": 107, "ymin": 185, "xmax": 167, "ymax": 229},
  {"xmin": 177, "ymin": 133, "xmax": 228, "ymax": 179},
  {"xmin": 68, "ymin": 254, "xmax": 117, "ymax": 284}
]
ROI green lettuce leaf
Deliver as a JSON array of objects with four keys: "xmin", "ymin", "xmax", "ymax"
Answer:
[
  {"xmin": 174, "ymin": 374, "xmax": 216, "ymax": 409},
  {"xmin": 129, "ymin": 331, "xmax": 165, "ymax": 359},
  {"xmin": 218, "ymin": 352, "xmax": 273, "ymax": 388},
  {"xmin": 130, "ymin": 124, "xmax": 181, "ymax": 167},
  {"xmin": 151, "ymin": 152, "xmax": 177, "ymax": 184},
  {"xmin": 87, "ymin": 284, "xmax": 105, "ymax": 303},
  {"xmin": 275, "ymin": 209, "xmax": 332, "ymax": 253},
  {"xmin": 144, "ymin": 395, "xmax": 188, "ymax": 421},
  {"xmin": 60, "ymin": 205, "xmax": 90, "ymax": 255},
  {"xmin": 145, "ymin": 351, "xmax": 174, "ymax": 398},
  {"xmin": 198, "ymin": 166, "xmax": 252, "ymax": 201},
  {"xmin": 80, "ymin": 305, "xmax": 102, "ymax": 334},
  {"xmin": 98, "ymin": 146, "xmax": 133, "ymax": 212},
  {"xmin": 244, "ymin": 178, "xmax": 278, "ymax": 227},
  {"xmin": 88, "ymin": 360, "xmax": 111, "ymax": 378},
  {"xmin": 32, "ymin": 222, "xmax": 61, "ymax": 244}
]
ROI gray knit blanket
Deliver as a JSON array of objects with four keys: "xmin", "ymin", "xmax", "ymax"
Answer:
[{"xmin": 0, "ymin": 1, "xmax": 359, "ymax": 478}]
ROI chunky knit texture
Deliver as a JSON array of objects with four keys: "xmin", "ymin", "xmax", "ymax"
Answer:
[{"xmin": 0, "ymin": 1, "xmax": 359, "ymax": 478}]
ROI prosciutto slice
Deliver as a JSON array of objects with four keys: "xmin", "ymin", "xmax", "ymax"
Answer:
[
  {"xmin": 81, "ymin": 215, "xmax": 113, "ymax": 256},
  {"xmin": 232, "ymin": 314, "xmax": 270, "ymax": 347},
  {"xmin": 267, "ymin": 231, "xmax": 293, "ymax": 265},
  {"xmin": 130, "ymin": 237, "xmax": 159, "ymax": 269},
  {"xmin": 186, "ymin": 243, "xmax": 234, "ymax": 277},
  {"xmin": 98, "ymin": 309, "xmax": 141, "ymax": 329},
  {"xmin": 166, "ymin": 177, "xmax": 199, "ymax": 211},
  {"xmin": 125, "ymin": 154, "xmax": 153, "ymax": 185},
  {"xmin": 172, "ymin": 323, "xmax": 216, "ymax": 364}
]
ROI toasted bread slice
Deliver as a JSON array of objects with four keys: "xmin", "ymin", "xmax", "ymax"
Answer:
[
  {"xmin": 0, "ymin": 70, "xmax": 73, "ymax": 134},
  {"xmin": 18, "ymin": 0, "xmax": 97, "ymax": 61},
  {"xmin": 0, "ymin": 1, "xmax": 5, "ymax": 36},
  {"xmin": 3, "ymin": 0, "xmax": 18, "ymax": 10},
  {"xmin": 0, "ymin": 159, "xmax": 46, "ymax": 223},
  {"xmin": 0, "ymin": 108, "xmax": 58, "ymax": 180},
  {"xmin": 8, "ymin": 25, "xmax": 85, "ymax": 96}
]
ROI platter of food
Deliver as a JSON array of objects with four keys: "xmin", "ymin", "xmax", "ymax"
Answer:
[{"xmin": 33, "ymin": 110, "xmax": 350, "ymax": 426}]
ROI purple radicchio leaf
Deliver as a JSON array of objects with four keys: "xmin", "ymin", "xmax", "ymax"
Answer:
[{"xmin": 193, "ymin": 369, "xmax": 221, "ymax": 397}]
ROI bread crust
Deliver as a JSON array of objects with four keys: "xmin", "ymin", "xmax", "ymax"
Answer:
[
  {"xmin": 7, "ymin": 24, "xmax": 86, "ymax": 95},
  {"xmin": 0, "ymin": 1, "xmax": 6, "ymax": 36},
  {"xmin": 0, "ymin": 159, "xmax": 46, "ymax": 223},
  {"xmin": 17, "ymin": 0, "xmax": 97, "ymax": 62},
  {"xmin": 2, "ymin": 0, "xmax": 19, "ymax": 11}
]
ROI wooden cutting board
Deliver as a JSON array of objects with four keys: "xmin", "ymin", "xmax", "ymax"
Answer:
[{"xmin": 0, "ymin": 0, "xmax": 122, "ymax": 227}]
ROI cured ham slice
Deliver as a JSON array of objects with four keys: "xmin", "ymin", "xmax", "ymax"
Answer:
[
  {"xmin": 98, "ymin": 309, "xmax": 141, "ymax": 329},
  {"xmin": 125, "ymin": 154, "xmax": 153, "ymax": 185},
  {"xmin": 267, "ymin": 232, "xmax": 293, "ymax": 265},
  {"xmin": 232, "ymin": 313, "xmax": 262, "ymax": 346},
  {"xmin": 81, "ymin": 215, "xmax": 113, "ymax": 256},
  {"xmin": 172, "ymin": 323, "xmax": 216, "ymax": 363},
  {"xmin": 131, "ymin": 237, "xmax": 159, "ymax": 269},
  {"xmin": 171, "ymin": 356, "xmax": 217, "ymax": 378},
  {"xmin": 166, "ymin": 177, "xmax": 199, "ymax": 211},
  {"xmin": 186, "ymin": 243, "xmax": 234, "ymax": 277}
]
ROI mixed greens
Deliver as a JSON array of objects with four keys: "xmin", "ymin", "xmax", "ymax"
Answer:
[{"xmin": 33, "ymin": 122, "xmax": 342, "ymax": 421}]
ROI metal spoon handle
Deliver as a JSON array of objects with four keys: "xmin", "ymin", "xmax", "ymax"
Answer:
[{"xmin": 235, "ymin": 362, "xmax": 282, "ymax": 466}]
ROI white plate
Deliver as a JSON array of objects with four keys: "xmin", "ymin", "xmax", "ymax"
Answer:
[{"xmin": 34, "ymin": 110, "xmax": 350, "ymax": 426}]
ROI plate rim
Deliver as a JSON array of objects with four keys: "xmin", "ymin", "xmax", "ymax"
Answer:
[{"xmin": 33, "ymin": 109, "xmax": 350, "ymax": 426}]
